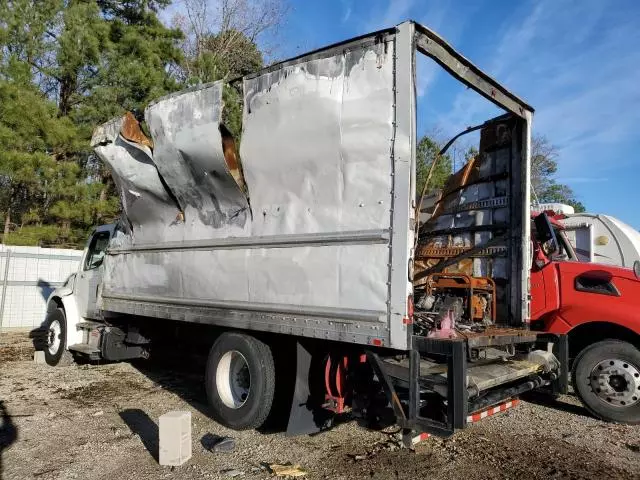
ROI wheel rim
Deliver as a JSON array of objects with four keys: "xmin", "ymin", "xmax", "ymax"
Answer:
[
  {"xmin": 216, "ymin": 350, "xmax": 251, "ymax": 409},
  {"xmin": 47, "ymin": 319, "xmax": 62, "ymax": 355},
  {"xmin": 589, "ymin": 358, "xmax": 640, "ymax": 407}
]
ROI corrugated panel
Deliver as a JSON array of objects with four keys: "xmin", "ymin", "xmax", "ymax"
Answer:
[{"xmin": 0, "ymin": 245, "xmax": 81, "ymax": 329}]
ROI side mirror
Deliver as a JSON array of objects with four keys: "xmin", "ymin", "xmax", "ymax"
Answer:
[
  {"xmin": 633, "ymin": 260, "xmax": 640, "ymax": 280},
  {"xmin": 534, "ymin": 213, "xmax": 559, "ymax": 257}
]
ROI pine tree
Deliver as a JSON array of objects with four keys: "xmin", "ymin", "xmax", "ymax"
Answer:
[
  {"xmin": 0, "ymin": 80, "xmax": 80, "ymax": 245},
  {"xmin": 0, "ymin": 0, "xmax": 184, "ymax": 246},
  {"xmin": 415, "ymin": 136, "xmax": 453, "ymax": 197}
]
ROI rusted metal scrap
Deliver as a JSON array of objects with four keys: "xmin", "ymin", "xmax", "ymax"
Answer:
[{"xmin": 120, "ymin": 112, "xmax": 153, "ymax": 149}]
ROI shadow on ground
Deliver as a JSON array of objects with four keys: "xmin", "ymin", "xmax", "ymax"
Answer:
[
  {"xmin": 128, "ymin": 341, "xmax": 297, "ymax": 436},
  {"xmin": 126, "ymin": 341, "xmax": 385, "ymax": 438},
  {"xmin": 0, "ymin": 401, "xmax": 18, "ymax": 479},
  {"xmin": 120, "ymin": 409, "xmax": 159, "ymax": 461},
  {"xmin": 522, "ymin": 390, "xmax": 592, "ymax": 418}
]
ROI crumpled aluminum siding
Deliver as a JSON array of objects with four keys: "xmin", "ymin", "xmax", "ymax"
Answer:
[
  {"xmin": 99, "ymin": 42, "xmax": 396, "ymax": 319},
  {"xmin": 91, "ymin": 115, "xmax": 180, "ymax": 245},
  {"xmin": 145, "ymin": 81, "xmax": 251, "ymax": 239}
]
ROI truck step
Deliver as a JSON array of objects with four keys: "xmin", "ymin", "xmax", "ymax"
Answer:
[
  {"xmin": 68, "ymin": 343, "xmax": 101, "ymax": 360},
  {"xmin": 76, "ymin": 321, "xmax": 103, "ymax": 330},
  {"xmin": 382, "ymin": 356, "xmax": 543, "ymax": 395}
]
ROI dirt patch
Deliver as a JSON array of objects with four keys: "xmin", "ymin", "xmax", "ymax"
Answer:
[
  {"xmin": 0, "ymin": 344, "xmax": 33, "ymax": 362},
  {"xmin": 336, "ymin": 446, "xmax": 445, "ymax": 479},
  {"xmin": 325, "ymin": 427, "xmax": 635, "ymax": 480},
  {"xmin": 0, "ymin": 332, "xmax": 639, "ymax": 480},
  {"xmin": 437, "ymin": 431, "xmax": 630, "ymax": 480},
  {"xmin": 57, "ymin": 378, "xmax": 153, "ymax": 405},
  {"xmin": 0, "ymin": 331, "xmax": 34, "ymax": 362}
]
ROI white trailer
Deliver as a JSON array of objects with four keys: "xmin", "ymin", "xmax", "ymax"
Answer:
[{"xmin": 562, "ymin": 213, "xmax": 640, "ymax": 267}]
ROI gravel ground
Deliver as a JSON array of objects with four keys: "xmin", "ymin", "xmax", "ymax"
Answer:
[{"xmin": 1, "ymin": 330, "xmax": 639, "ymax": 480}]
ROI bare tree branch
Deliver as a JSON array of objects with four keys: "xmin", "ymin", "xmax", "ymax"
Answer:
[{"xmin": 176, "ymin": 0, "xmax": 288, "ymax": 83}]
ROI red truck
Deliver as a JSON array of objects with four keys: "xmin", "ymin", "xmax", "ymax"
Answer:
[{"xmin": 530, "ymin": 212, "xmax": 640, "ymax": 423}]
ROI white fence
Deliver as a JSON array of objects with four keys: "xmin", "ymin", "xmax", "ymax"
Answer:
[{"xmin": 0, "ymin": 244, "xmax": 82, "ymax": 329}]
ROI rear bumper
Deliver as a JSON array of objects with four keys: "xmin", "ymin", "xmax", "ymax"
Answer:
[
  {"xmin": 407, "ymin": 398, "xmax": 521, "ymax": 446},
  {"xmin": 369, "ymin": 332, "xmax": 568, "ymax": 437}
]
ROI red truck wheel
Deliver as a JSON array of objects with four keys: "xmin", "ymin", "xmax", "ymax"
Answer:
[
  {"xmin": 572, "ymin": 340, "xmax": 640, "ymax": 424},
  {"xmin": 205, "ymin": 332, "xmax": 275, "ymax": 430}
]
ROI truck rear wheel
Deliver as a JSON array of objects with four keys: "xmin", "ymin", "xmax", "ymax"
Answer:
[
  {"xmin": 43, "ymin": 308, "xmax": 73, "ymax": 367},
  {"xmin": 205, "ymin": 332, "xmax": 275, "ymax": 430},
  {"xmin": 572, "ymin": 340, "xmax": 640, "ymax": 424}
]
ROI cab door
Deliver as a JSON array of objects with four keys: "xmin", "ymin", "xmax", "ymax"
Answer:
[
  {"xmin": 530, "ymin": 215, "xmax": 562, "ymax": 320},
  {"xmin": 75, "ymin": 226, "xmax": 114, "ymax": 319}
]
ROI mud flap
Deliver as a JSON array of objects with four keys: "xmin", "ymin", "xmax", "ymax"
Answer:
[
  {"xmin": 541, "ymin": 333, "xmax": 569, "ymax": 395},
  {"xmin": 285, "ymin": 341, "xmax": 332, "ymax": 436}
]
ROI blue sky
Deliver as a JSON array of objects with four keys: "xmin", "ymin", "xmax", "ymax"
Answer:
[{"xmin": 164, "ymin": 0, "xmax": 640, "ymax": 228}]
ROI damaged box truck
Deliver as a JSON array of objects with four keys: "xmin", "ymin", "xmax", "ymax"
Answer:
[{"xmin": 39, "ymin": 21, "xmax": 568, "ymax": 441}]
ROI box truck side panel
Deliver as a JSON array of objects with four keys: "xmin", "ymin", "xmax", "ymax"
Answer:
[{"xmin": 96, "ymin": 31, "xmax": 402, "ymax": 347}]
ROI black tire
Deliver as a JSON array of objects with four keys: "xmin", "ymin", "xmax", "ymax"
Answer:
[
  {"xmin": 205, "ymin": 332, "xmax": 275, "ymax": 430},
  {"xmin": 42, "ymin": 308, "xmax": 73, "ymax": 367},
  {"xmin": 572, "ymin": 340, "xmax": 640, "ymax": 424}
]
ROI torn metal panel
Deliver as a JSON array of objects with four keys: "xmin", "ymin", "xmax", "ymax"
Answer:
[
  {"xmin": 240, "ymin": 40, "xmax": 395, "ymax": 236},
  {"xmin": 145, "ymin": 81, "xmax": 251, "ymax": 239},
  {"xmin": 220, "ymin": 126, "xmax": 246, "ymax": 193},
  {"xmin": 120, "ymin": 112, "xmax": 153, "ymax": 149},
  {"xmin": 100, "ymin": 40, "xmax": 398, "ymax": 337},
  {"xmin": 90, "ymin": 114, "xmax": 180, "ymax": 245}
]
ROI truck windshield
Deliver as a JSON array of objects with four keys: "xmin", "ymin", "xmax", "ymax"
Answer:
[
  {"xmin": 552, "ymin": 228, "xmax": 577, "ymax": 261},
  {"xmin": 84, "ymin": 231, "xmax": 110, "ymax": 270}
]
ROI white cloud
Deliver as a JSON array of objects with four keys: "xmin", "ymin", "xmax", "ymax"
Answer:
[
  {"xmin": 340, "ymin": 0, "xmax": 352, "ymax": 23},
  {"xmin": 432, "ymin": 0, "xmax": 640, "ymax": 182},
  {"xmin": 364, "ymin": 0, "xmax": 416, "ymax": 31},
  {"xmin": 342, "ymin": 6, "xmax": 352, "ymax": 22}
]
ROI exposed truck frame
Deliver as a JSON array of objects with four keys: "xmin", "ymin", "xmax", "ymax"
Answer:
[{"xmin": 38, "ymin": 21, "xmax": 570, "ymax": 441}]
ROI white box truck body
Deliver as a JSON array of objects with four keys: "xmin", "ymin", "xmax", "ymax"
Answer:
[{"xmin": 39, "ymin": 21, "xmax": 568, "ymax": 440}]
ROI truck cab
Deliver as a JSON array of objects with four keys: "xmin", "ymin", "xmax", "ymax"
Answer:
[
  {"xmin": 40, "ymin": 224, "xmax": 116, "ymax": 365},
  {"xmin": 530, "ymin": 213, "xmax": 640, "ymax": 423}
]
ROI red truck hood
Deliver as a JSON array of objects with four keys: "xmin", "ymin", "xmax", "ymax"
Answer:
[
  {"xmin": 549, "ymin": 259, "xmax": 640, "ymax": 336},
  {"xmin": 557, "ymin": 260, "xmax": 640, "ymax": 283},
  {"xmin": 581, "ymin": 262, "xmax": 638, "ymax": 281}
]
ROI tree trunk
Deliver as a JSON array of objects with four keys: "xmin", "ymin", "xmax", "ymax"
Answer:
[
  {"xmin": 2, "ymin": 207, "xmax": 10, "ymax": 244},
  {"xmin": 58, "ymin": 75, "xmax": 76, "ymax": 117}
]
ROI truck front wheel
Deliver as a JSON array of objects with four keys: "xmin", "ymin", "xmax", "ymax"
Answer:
[
  {"xmin": 205, "ymin": 332, "xmax": 275, "ymax": 430},
  {"xmin": 43, "ymin": 308, "xmax": 73, "ymax": 367},
  {"xmin": 572, "ymin": 340, "xmax": 640, "ymax": 424}
]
